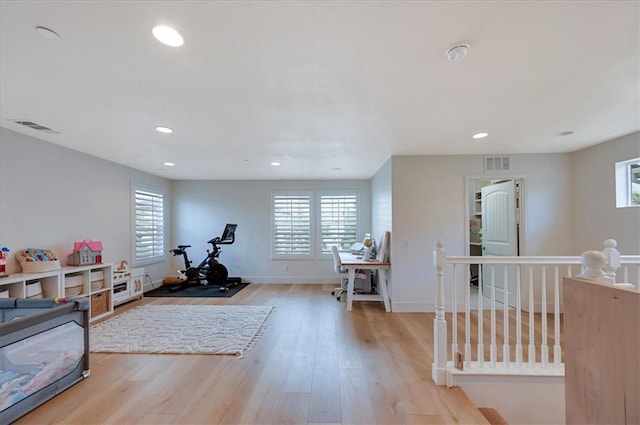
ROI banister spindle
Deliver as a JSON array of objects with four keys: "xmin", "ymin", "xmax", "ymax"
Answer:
[
  {"xmin": 503, "ymin": 265, "xmax": 510, "ymax": 368},
  {"xmin": 465, "ymin": 264, "xmax": 471, "ymax": 368},
  {"xmin": 528, "ymin": 265, "xmax": 535, "ymax": 367},
  {"xmin": 541, "ymin": 265, "xmax": 548, "ymax": 367},
  {"xmin": 490, "ymin": 265, "xmax": 497, "ymax": 367},
  {"xmin": 451, "ymin": 265, "xmax": 458, "ymax": 365},
  {"xmin": 477, "ymin": 264, "xmax": 484, "ymax": 367},
  {"xmin": 623, "ymin": 265, "xmax": 629, "ymax": 284},
  {"xmin": 553, "ymin": 265, "xmax": 561, "ymax": 367},
  {"xmin": 516, "ymin": 265, "xmax": 523, "ymax": 367}
]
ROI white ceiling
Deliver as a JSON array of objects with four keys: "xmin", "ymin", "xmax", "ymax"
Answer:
[{"xmin": 1, "ymin": 1, "xmax": 638, "ymax": 180}]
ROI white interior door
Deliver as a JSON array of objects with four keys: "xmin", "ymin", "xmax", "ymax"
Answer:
[
  {"xmin": 482, "ymin": 180, "xmax": 517, "ymax": 256},
  {"xmin": 481, "ymin": 180, "xmax": 517, "ymax": 306}
]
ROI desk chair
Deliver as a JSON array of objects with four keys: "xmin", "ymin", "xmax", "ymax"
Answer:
[{"xmin": 330, "ymin": 246, "xmax": 367, "ymax": 301}]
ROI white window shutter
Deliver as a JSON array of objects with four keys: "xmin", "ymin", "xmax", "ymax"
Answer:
[
  {"xmin": 134, "ymin": 188, "xmax": 165, "ymax": 263},
  {"xmin": 273, "ymin": 194, "xmax": 311, "ymax": 256},
  {"xmin": 320, "ymin": 194, "xmax": 358, "ymax": 254}
]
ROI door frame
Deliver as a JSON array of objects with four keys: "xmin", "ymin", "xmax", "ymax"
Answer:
[{"xmin": 464, "ymin": 174, "xmax": 527, "ymax": 257}]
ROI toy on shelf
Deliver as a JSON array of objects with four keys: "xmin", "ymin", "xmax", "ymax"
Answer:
[
  {"xmin": 68, "ymin": 240, "xmax": 103, "ymax": 266},
  {"xmin": 17, "ymin": 248, "xmax": 61, "ymax": 273},
  {"xmin": 0, "ymin": 247, "xmax": 9, "ymax": 278},
  {"xmin": 116, "ymin": 260, "xmax": 129, "ymax": 272}
]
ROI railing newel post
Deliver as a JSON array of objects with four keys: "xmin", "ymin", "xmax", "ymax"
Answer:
[
  {"xmin": 602, "ymin": 239, "xmax": 621, "ymax": 282},
  {"xmin": 432, "ymin": 240, "xmax": 448, "ymax": 385}
]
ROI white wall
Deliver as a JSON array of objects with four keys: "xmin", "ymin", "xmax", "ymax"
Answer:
[
  {"xmin": 170, "ymin": 179, "xmax": 371, "ymax": 283},
  {"xmin": 371, "ymin": 158, "xmax": 393, "ymax": 296},
  {"xmin": 389, "ymin": 153, "xmax": 575, "ymax": 312},
  {"xmin": 371, "ymin": 158, "xmax": 392, "ymax": 249},
  {"xmin": 572, "ymin": 131, "xmax": 640, "ymax": 254},
  {"xmin": 0, "ymin": 128, "xmax": 172, "ymax": 283}
]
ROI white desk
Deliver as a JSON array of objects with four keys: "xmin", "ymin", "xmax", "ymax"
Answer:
[{"xmin": 339, "ymin": 252, "xmax": 391, "ymax": 312}]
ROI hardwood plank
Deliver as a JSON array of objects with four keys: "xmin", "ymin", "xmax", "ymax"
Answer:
[
  {"xmin": 339, "ymin": 367, "xmax": 377, "ymax": 425},
  {"xmin": 308, "ymin": 367, "xmax": 342, "ymax": 424},
  {"xmin": 478, "ymin": 407, "xmax": 509, "ymax": 425},
  {"xmin": 406, "ymin": 414, "xmax": 446, "ymax": 425},
  {"xmin": 272, "ymin": 392, "xmax": 311, "ymax": 425}
]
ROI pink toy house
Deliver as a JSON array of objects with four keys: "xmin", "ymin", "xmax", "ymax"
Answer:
[{"xmin": 69, "ymin": 240, "xmax": 103, "ymax": 266}]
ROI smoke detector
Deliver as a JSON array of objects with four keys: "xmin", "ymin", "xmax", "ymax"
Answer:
[{"xmin": 445, "ymin": 44, "xmax": 470, "ymax": 61}]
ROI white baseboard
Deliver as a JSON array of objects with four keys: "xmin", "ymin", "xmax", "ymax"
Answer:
[
  {"xmin": 143, "ymin": 277, "xmax": 335, "ymax": 292},
  {"xmin": 240, "ymin": 276, "xmax": 335, "ymax": 284},
  {"xmin": 144, "ymin": 278, "xmax": 164, "ymax": 292}
]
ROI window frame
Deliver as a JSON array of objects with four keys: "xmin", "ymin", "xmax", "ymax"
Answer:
[
  {"xmin": 615, "ymin": 158, "xmax": 640, "ymax": 208},
  {"xmin": 271, "ymin": 191, "xmax": 314, "ymax": 260},
  {"xmin": 318, "ymin": 190, "xmax": 360, "ymax": 257},
  {"xmin": 131, "ymin": 183, "xmax": 166, "ymax": 267}
]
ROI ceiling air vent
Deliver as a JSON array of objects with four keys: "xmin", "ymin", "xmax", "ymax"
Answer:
[
  {"xmin": 484, "ymin": 156, "xmax": 511, "ymax": 172},
  {"xmin": 11, "ymin": 120, "xmax": 59, "ymax": 134}
]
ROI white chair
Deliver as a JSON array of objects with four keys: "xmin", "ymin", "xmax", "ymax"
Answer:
[{"xmin": 330, "ymin": 246, "xmax": 367, "ymax": 301}]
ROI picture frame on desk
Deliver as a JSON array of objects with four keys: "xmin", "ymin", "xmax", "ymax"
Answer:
[{"xmin": 376, "ymin": 231, "xmax": 390, "ymax": 263}]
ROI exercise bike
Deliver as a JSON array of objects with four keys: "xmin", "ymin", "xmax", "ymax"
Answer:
[{"xmin": 169, "ymin": 223, "xmax": 238, "ymax": 293}]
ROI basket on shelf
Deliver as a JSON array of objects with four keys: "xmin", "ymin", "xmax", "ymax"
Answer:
[
  {"xmin": 91, "ymin": 280, "xmax": 104, "ymax": 291},
  {"xmin": 17, "ymin": 248, "xmax": 61, "ymax": 273},
  {"xmin": 65, "ymin": 275, "xmax": 84, "ymax": 297},
  {"xmin": 90, "ymin": 270, "xmax": 104, "ymax": 291},
  {"xmin": 26, "ymin": 281, "xmax": 43, "ymax": 298}
]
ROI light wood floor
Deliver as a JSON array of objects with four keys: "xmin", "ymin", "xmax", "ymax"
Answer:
[{"xmin": 16, "ymin": 284, "xmax": 491, "ymax": 425}]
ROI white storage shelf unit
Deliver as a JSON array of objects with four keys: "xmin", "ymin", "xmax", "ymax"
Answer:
[
  {"xmin": 0, "ymin": 263, "xmax": 113, "ymax": 322},
  {"xmin": 61, "ymin": 264, "xmax": 113, "ymax": 321},
  {"xmin": 0, "ymin": 270, "xmax": 61, "ymax": 299}
]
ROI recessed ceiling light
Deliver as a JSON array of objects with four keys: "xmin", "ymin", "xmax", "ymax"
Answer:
[
  {"xmin": 152, "ymin": 25, "xmax": 184, "ymax": 47},
  {"xmin": 35, "ymin": 26, "xmax": 59, "ymax": 39},
  {"xmin": 163, "ymin": 162, "xmax": 175, "ymax": 167},
  {"xmin": 472, "ymin": 132, "xmax": 489, "ymax": 139},
  {"xmin": 271, "ymin": 162, "xmax": 281, "ymax": 166},
  {"xmin": 155, "ymin": 126, "xmax": 173, "ymax": 134},
  {"xmin": 555, "ymin": 131, "xmax": 574, "ymax": 137}
]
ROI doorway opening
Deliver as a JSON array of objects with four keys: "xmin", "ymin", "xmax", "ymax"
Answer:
[{"xmin": 465, "ymin": 176, "xmax": 526, "ymax": 307}]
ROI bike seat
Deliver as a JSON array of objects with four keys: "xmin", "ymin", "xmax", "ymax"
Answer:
[{"xmin": 177, "ymin": 245, "xmax": 191, "ymax": 249}]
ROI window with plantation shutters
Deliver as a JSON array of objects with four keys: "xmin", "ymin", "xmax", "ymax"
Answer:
[
  {"xmin": 132, "ymin": 185, "xmax": 165, "ymax": 266},
  {"xmin": 320, "ymin": 193, "xmax": 358, "ymax": 254},
  {"xmin": 272, "ymin": 193, "xmax": 312, "ymax": 258}
]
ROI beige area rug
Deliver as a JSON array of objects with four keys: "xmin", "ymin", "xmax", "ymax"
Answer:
[{"xmin": 90, "ymin": 304, "xmax": 275, "ymax": 357}]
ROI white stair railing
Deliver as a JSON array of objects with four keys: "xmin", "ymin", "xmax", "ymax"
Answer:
[{"xmin": 432, "ymin": 239, "xmax": 640, "ymax": 386}]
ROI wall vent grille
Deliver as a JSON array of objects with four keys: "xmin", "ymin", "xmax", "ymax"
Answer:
[
  {"xmin": 11, "ymin": 120, "xmax": 60, "ymax": 134},
  {"xmin": 484, "ymin": 156, "xmax": 511, "ymax": 172}
]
